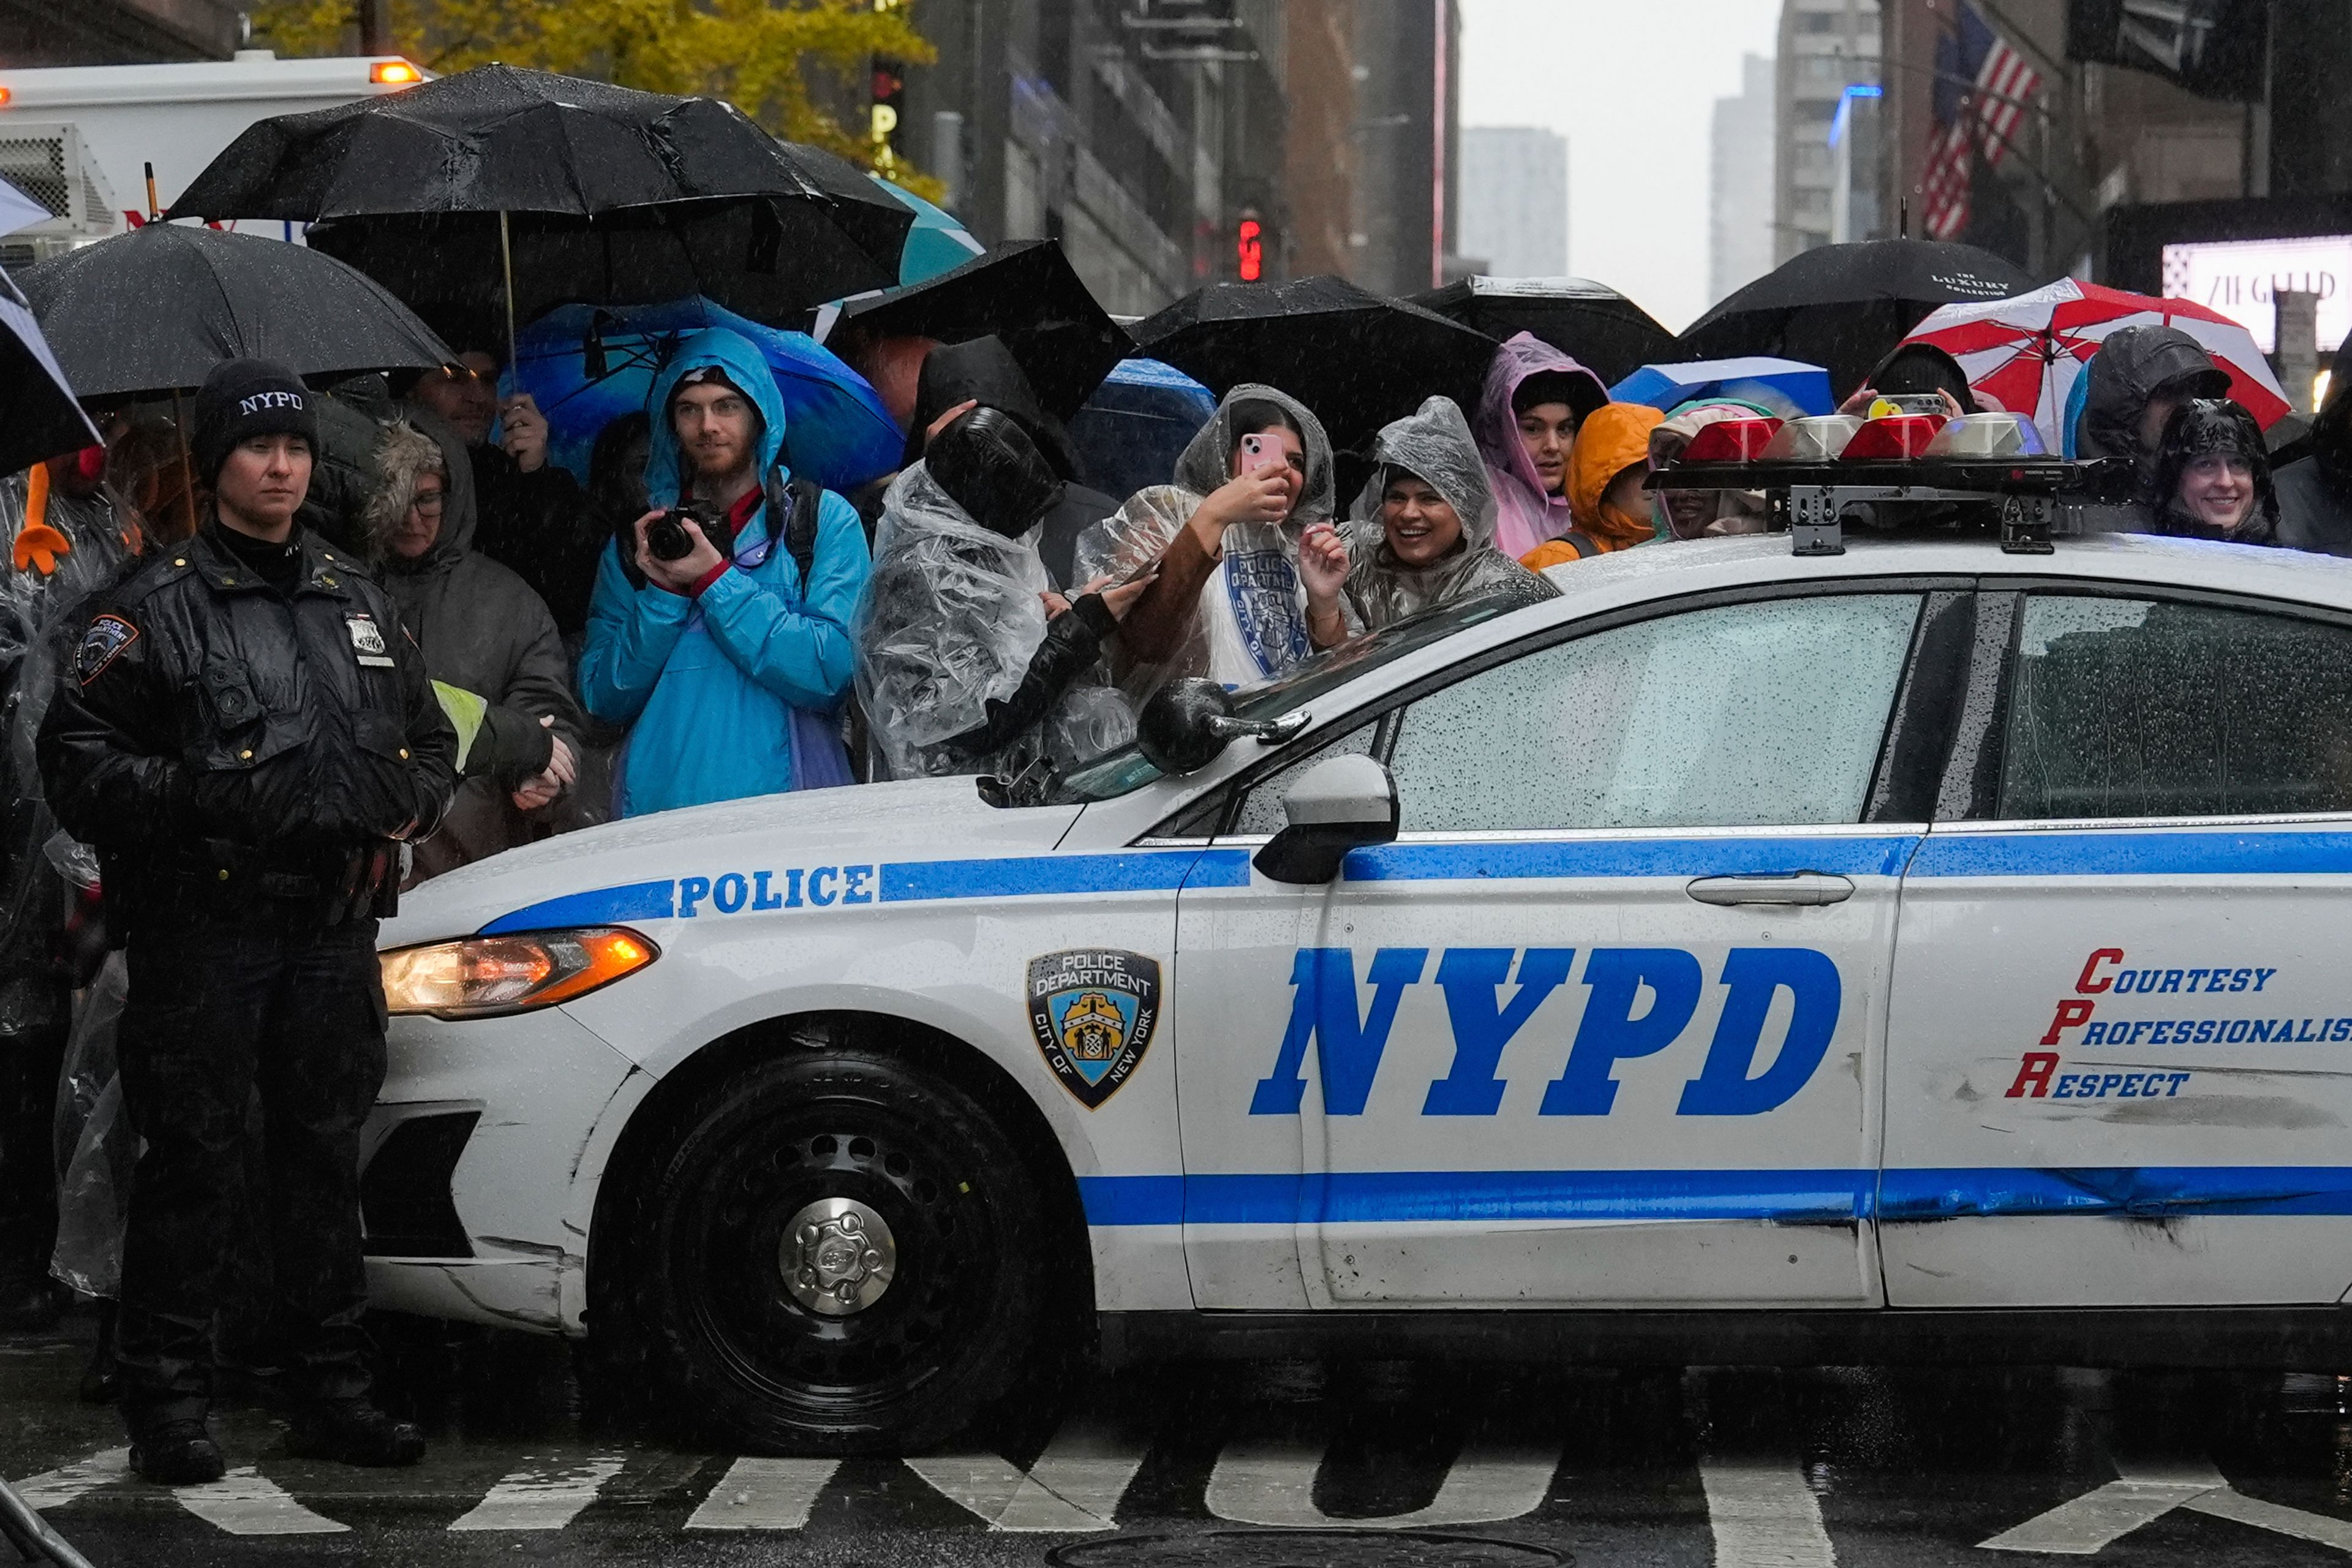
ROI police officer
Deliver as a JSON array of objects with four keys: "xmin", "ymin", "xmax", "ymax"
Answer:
[{"xmin": 38, "ymin": 360, "xmax": 458, "ymax": 1485}]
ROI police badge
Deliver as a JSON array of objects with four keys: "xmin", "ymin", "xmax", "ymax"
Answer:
[{"xmin": 1026, "ymin": 949, "xmax": 1161, "ymax": 1109}]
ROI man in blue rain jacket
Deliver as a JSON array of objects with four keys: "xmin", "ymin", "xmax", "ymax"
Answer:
[{"xmin": 580, "ymin": 328, "xmax": 871, "ymax": 815}]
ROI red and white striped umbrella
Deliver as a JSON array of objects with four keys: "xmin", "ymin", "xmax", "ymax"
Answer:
[{"xmin": 1896, "ymin": 278, "xmax": 2291, "ymax": 454}]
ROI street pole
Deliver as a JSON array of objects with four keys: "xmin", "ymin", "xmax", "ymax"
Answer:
[{"xmin": 356, "ymin": 0, "xmax": 390, "ymax": 56}]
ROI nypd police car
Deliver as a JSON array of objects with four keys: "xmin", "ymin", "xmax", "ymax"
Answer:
[{"xmin": 360, "ymin": 442, "xmax": 2352, "ymax": 1455}]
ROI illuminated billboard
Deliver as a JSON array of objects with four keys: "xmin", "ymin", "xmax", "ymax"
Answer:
[{"xmin": 2162, "ymin": 233, "xmax": 2352, "ymax": 353}]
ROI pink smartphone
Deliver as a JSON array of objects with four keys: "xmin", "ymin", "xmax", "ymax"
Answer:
[{"xmin": 1239, "ymin": 432, "xmax": 1284, "ymax": 474}]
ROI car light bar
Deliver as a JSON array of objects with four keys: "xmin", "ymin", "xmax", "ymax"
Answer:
[
  {"xmin": 1679, "ymin": 417, "xmax": 1784, "ymax": 463},
  {"xmin": 1841, "ymin": 413, "xmax": 1948, "ymax": 461},
  {"xmin": 1761, "ymin": 415, "xmax": 1862, "ymax": 460},
  {"xmin": 380, "ymin": 927, "xmax": 658, "ymax": 1019}
]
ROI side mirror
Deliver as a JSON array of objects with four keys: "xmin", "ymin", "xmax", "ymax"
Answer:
[
  {"xmin": 1253, "ymin": 753, "xmax": 1399, "ymax": 884},
  {"xmin": 1136, "ymin": 677, "xmax": 1311, "ymax": 777}
]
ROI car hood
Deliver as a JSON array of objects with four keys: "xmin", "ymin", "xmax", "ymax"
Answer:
[{"xmin": 384, "ymin": 777, "xmax": 1082, "ymax": 946}]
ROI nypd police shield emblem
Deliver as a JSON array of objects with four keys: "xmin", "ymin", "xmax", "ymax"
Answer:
[{"xmin": 1027, "ymin": 949, "xmax": 1161, "ymax": 1110}]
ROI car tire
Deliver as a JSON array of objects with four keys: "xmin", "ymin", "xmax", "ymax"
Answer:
[{"xmin": 600, "ymin": 1047, "xmax": 1052, "ymax": 1454}]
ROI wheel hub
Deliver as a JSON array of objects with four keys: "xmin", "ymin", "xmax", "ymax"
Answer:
[{"xmin": 780, "ymin": 1196, "xmax": 896, "ymax": 1316}]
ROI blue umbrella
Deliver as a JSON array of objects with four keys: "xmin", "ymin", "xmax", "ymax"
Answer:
[
  {"xmin": 1609, "ymin": 356, "xmax": 1835, "ymax": 418},
  {"xmin": 874, "ymin": 178, "xmax": 986, "ymax": 285},
  {"xmin": 1069, "ymin": 356, "xmax": 1215, "ymax": 499},
  {"xmin": 507, "ymin": 295, "xmax": 904, "ymax": 494}
]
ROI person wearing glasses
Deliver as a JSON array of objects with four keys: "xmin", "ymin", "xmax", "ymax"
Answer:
[
  {"xmin": 365, "ymin": 418, "xmax": 581, "ymax": 878},
  {"xmin": 407, "ymin": 348, "xmax": 597, "ymax": 632}
]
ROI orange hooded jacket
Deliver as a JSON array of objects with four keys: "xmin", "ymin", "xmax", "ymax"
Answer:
[{"xmin": 1522, "ymin": 402, "xmax": 1664, "ymax": 570}]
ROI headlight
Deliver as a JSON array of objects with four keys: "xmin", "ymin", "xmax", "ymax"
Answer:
[{"xmin": 380, "ymin": 927, "xmax": 658, "ymax": 1019}]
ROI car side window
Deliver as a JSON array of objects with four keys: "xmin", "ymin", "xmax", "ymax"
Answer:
[
  {"xmin": 1227, "ymin": 724, "xmax": 1378, "ymax": 836},
  {"xmin": 1998, "ymin": 594, "xmax": 2352, "ymax": 820},
  {"xmin": 1387, "ymin": 594, "xmax": 1923, "ymax": 834}
]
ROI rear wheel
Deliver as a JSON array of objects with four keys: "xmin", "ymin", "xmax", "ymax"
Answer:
[{"xmin": 600, "ymin": 1048, "xmax": 1052, "ymax": 1453}]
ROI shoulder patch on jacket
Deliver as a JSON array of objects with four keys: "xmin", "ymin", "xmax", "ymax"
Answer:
[{"xmin": 75, "ymin": 613, "xmax": 137, "ymax": 684}]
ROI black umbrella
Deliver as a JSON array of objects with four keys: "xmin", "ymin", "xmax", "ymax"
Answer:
[
  {"xmin": 1679, "ymin": 239, "xmax": 2035, "ymax": 398},
  {"xmin": 829, "ymin": 240, "xmax": 1132, "ymax": 424},
  {"xmin": 167, "ymin": 64, "xmax": 913, "ymax": 350},
  {"xmin": 1134, "ymin": 276, "xmax": 1498, "ymax": 452},
  {"xmin": 1412, "ymin": 274, "xmax": 1676, "ymax": 386},
  {"xmin": 305, "ymin": 197, "xmax": 895, "ymax": 358},
  {"xmin": 15, "ymin": 222, "xmax": 453, "ymax": 399},
  {"xmin": 0, "ymin": 266, "xmax": 101, "ymax": 471}
]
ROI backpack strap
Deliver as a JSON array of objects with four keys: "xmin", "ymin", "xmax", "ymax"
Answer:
[
  {"xmin": 786, "ymin": 474, "xmax": 823, "ymax": 587},
  {"xmin": 1560, "ymin": 529, "xmax": 1600, "ymax": 559}
]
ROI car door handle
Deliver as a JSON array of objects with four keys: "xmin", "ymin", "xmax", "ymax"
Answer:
[{"xmin": 1684, "ymin": 873, "xmax": 1856, "ymax": 907}]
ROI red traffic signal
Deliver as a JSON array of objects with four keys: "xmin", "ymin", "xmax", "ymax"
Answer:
[{"xmin": 1237, "ymin": 212, "xmax": 1263, "ymax": 282}]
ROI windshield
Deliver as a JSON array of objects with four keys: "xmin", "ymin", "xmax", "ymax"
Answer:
[{"xmin": 1050, "ymin": 580, "xmax": 1557, "ymax": 804}]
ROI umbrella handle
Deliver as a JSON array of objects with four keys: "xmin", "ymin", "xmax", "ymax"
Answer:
[{"xmin": 500, "ymin": 209, "xmax": 518, "ymax": 374}]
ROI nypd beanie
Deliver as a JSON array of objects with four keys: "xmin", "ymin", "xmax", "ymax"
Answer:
[{"xmin": 192, "ymin": 358, "xmax": 318, "ymax": 483}]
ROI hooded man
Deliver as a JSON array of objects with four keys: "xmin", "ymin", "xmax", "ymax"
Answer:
[
  {"xmin": 1074, "ymin": 383, "xmax": 1337, "ymax": 699},
  {"xmin": 578, "ymin": 327, "xmax": 871, "ymax": 817},
  {"xmin": 856, "ymin": 408, "xmax": 1144, "ymax": 783},
  {"xmin": 39, "ymin": 358, "xmax": 455, "ymax": 1483},
  {"xmin": 900, "ymin": 336, "xmax": 1120, "ymax": 587},
  {"xmin": 363, "ymin": 419, "xmax": 581, "ymax": 878},
  {"xmin": 1306, "ymin": 395, "xmax": 1548, "ymax": 641},
  {"xmin": 2073, "ymin": 326, "xmax": 2231, "ymax": 497},
  {"xmin": 1471, "ymin": 333, "xmax": 1609, "ymax": 561},
  {"xmin": 2274, "ymin": 338, "xmax": 2352, "ymax": 556}
]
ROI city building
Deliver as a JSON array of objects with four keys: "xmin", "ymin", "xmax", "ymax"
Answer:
[
  {"xmin": 900, "ymin": 0, "xmax": 1450, "ymax": 315},
  {"xmin": 1711, "ymin": 51, "xmax": 1775, "ymax": 303},
  {"xmin": 1773, "ymin": 0, "xmax": 1880, "ymax": 263},
  {"xmin": 1458, "ymin": 125, "xmax": 1566, "ymax": 278}
]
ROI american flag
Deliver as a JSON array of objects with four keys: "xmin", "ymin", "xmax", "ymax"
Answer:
[{"xmin": 1921, "ymin": 2, "xmax": 2045, "ymax": 241}]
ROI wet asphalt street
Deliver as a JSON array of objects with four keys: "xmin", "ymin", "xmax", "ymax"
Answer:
[{"xmin": 11, "ymin": 1310, "xmax": 2352, "ymax": 1566}]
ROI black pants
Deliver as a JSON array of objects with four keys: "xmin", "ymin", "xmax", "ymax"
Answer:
[
  {"xmin": 0, "ymin": 992, "xmax": 67, "ymax": 1291},
  {"xmin": 113, "ymin": 911, "xmax": 385, "ymax": 1432}
]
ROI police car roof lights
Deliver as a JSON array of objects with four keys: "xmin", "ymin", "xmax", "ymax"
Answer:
[
  {"xmin": 1761, "ymin": 415, "xmax": 1862, "ymax": 461},
  {"xmin": 1678, "ymin": 417, "xmax": 1784, "ymax": 464},
  {"xmin": 1651, "ymin": 418, "xmax": 2134, "ymax": 557},
  {"xmin": 1840, "ymin": 413, "xmax": 1948, "ymax": 461}
]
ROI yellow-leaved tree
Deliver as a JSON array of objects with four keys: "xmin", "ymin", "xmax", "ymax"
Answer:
[{"xmin": 249, "ymin": 0, "xmax": 940, "ymax": 198}]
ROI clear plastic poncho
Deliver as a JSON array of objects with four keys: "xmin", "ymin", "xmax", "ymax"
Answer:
[
  {"xmin": 1343, "ymin": 395, "xmax": 1543, "ymax": 632},
  {"xmin": 0, "ymin": 472, "xmax": 130, "ymax": 1038},
  {"xmin": 51, "ymin": 948, "xmax": 130, "ymax": 1299},
  {"xmin": 1072, "ymin": 383, "xmax": 1336, "ymax": 699},
  {"xmin": 854, "ymin": 463, "xmax": 1133, "ymax": 782}
]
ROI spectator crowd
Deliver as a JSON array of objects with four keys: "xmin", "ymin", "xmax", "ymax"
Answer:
[{"xmin": 0, "ymin": 287, "xmax": 2341, "ymax": 1483}]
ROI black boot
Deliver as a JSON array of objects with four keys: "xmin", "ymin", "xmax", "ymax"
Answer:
[
  {"xmin": 285, "ymin": 1398, "xmax": 424, "ymax": 1467},
  {"xmin": 79, "ymin": 1300, "xmax": 118, "ymax": 1404},
  {"xmin": 130, "ymin": 1419, "xmax": 226, "ymax": 1485}
]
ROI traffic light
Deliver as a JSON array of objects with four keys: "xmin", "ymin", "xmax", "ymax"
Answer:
[{"xmin": 1237, "ymin": 209, "xmax": 1263, "ymax": 282}]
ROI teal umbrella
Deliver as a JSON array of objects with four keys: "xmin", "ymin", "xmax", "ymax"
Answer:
[{"xmin": 873, "ymin": 177, "xmax": 985, "ymax": 284}]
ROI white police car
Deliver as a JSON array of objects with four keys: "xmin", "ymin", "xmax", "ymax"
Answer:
[{"xmin": 362, "ymin": 478, "xmax": 2352, "ymax": 1454}]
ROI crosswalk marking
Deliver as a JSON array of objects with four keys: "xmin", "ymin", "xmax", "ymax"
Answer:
[
  {"xmin": 174, "ymin": 1467, "xmax": 349, "ymax": 1535},
  {"xmin": 1205, "ymin": 1431, "xmax": 1560, "ymax": 1529},
  {"xmin": 684, "ymin": 1457, "xmax": 840, "ymax": 1531},
  {"xmin": 1981, "ymin": 1458, "xmax": 2352, "ymax": 1556},
  {"xmin": 997, "ymin": 1417, "xmax": 1151, "ymax": 1532},
  {"xmin": 1698, "ymin": 1459, "xmax": 1836, "ymax": 1568},
  {"xmin": 447, "ymin": 1453, "xmax": 625, "ymax": 1531},
  {"xmin": 2185, "ymin": 1486, "xmax": 2352, "ymax": 1553},
  {"xmin": 10, "ymin": 1448, "xmax": 129, "ymax": 1510}
]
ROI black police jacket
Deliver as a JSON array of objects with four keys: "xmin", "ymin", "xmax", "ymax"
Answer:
[{"xmin": 37, "ymin": 521, "xmax": 458, "ymax": 921}]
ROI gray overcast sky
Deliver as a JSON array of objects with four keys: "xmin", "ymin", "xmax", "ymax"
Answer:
[{"xmin": 1458, "ymin": 0, "xmax": 1784, "ymax": 331}]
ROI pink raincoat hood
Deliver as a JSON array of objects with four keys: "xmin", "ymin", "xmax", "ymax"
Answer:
[{"xmin": 1473, "ymin": 332, "xmax": 1610, "ymax": 560}]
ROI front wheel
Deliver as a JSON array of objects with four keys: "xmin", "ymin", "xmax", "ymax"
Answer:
[{"xmin": 600, "ymin": 1048, "xmax": 1053, "ymax": 1453}]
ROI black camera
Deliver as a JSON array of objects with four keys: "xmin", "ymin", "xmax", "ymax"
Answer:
[{"xmin": 646, "ymin": 501, "xmax": 722, "ymax": 561}]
